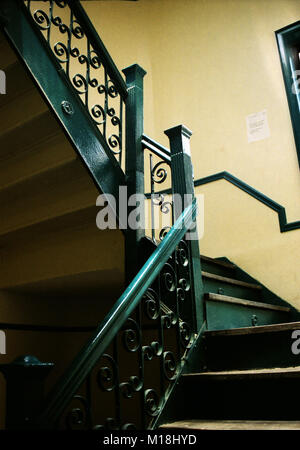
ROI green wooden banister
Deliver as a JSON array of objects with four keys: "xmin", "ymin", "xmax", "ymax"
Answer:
[{"xmin": 38, "ymin": 200, "xmax": 198, "ymax": 428}]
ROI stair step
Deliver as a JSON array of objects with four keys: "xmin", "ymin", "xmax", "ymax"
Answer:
[
  {"xmin": 202, "ymin": 272, "xmax": 261, "ymax": 290},
  {"xmin": 204, "ymin": 293, "xmax": 291, "ymax": 331},
  {"xmin": 172, "ymin": 365, "xmax": 300, "ymax": 421},
  {"xmin": 161, "ymin": 420, "xmax": 300, "ymax": 430},
  {"xmin": 183, "ymin": 366, "xmax": 300, "ymax": 380},
  {"xmin": 0, "ymin": 84, "xmax": 48, "ymax": 136},
  {"xmin": 0, "ymin": 110, "xmax": 60, "ymax": 162},
  {"xmin": 0, "ymin": 138, "xmax": 75, "ymax": 192},
  {"xmin": 205, "ymin": 320, "xmax": 300, "ymax": 337},
  {"xmin": 202, "ymin": 271, "xmax": 262, "ymax": 301},
  {"xmin": 0, "ymin": 225, "xmax": 124, "ymax": 293},
  {"xmin": 0, "ymin": 158, "xmax": 98, "ymax": 236},
  {"xmin": 200, "ymin": 255, "xmax": 236, "ymax": 277},
  {"xmin": 201, "ymin": 255, "xmax": 235, "ymax": 270},
  {"xmin": 205, "ymin": 293, "xmax": 290, "ymax": 312},
  {"xmin": 204, "ymin": 321, "xmax": 300, "ymax": 371},
  {"xmin": 0, "ymin": 132, "xmax": 75, "ymax": 190},
  {"xmin": 0, "ymin": 204, "xmax": 97, "ymax": 246}
]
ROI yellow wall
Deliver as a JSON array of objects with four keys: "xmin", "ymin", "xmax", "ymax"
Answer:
[{"xmin": 84, "ymin": 0, "xmax": 300, "ymax": 308}]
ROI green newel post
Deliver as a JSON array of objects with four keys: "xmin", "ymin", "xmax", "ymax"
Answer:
[
  {"xmin": 164, "ymin": 125, "xmax": 205, "ymax": 331},
  {"xmin": 0, "ymin": 355, "xmax": 54, "ymax": 429},
  {"xmin": 122, "ymin": 64, "xmax": 147, "ymax": 284}
]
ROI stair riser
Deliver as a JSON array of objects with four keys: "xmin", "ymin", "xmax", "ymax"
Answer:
[
  {"xmin": 205, "ymin": 301, "xmax": 290, "ymax": 331},
  {"xmin": 204, "ymin": 330, "xmax": 300, "ymax": 371},
  {"xmin": 200, "ymin": 259, "xmax": 236, "ymax": 278},
  {"xmin": 178, "ymin": 377, "xmax": 300, "ymax": 420},
  {"xmin": 203, "ymin": 278, "xmax": 262, "ymax": 301}
]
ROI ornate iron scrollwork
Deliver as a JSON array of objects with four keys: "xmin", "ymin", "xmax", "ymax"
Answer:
[
  {"xmin": 24, "ymin": 0, "xmax": 124, "ymax": 165},
  {"xmin": 57, "ymin": 235, "xmax": 195, "ymax": 430},
  {"xmin": 147, "ymin": 153, "xmax": 173, "ymax": 243}
]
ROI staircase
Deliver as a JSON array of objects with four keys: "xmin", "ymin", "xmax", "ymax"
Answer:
[
  {"xmin": 0, "ymin": 27, "xmax": 125, "ymax": 413},
  {"xmin": 0, "ymin": 0, "xmax": 299, "ymax": 432},
  {"xmin": 159, "ymin": 255, "xmax": 300, "ymax": 430}
]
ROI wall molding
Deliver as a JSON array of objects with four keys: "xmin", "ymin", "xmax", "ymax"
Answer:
[{"xmin": 146, "ymin": 171, "xmax": 300, "ymax": 232}]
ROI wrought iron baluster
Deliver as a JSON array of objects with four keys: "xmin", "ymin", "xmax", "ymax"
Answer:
[
  {"xmin": 47, "ymin": 0, "xmax": 53, "ymax": 44},
  {"xmin": 118, "ymin": 95, "xmax": 123, "ymax": 166},
  {"xmin": 86, "ymin": 39, "xmax": 91, "ymax": 108},
  {"xmin": 23, "ymin": 0, "xmax": 126, "ymax": 166},
  {"xmin": 113, "ymin": 336, "xmax": 121, "ymax": 429},
  {"xmin": 150, "ymin": 153, "xmax": 156, "ymax": 242}
]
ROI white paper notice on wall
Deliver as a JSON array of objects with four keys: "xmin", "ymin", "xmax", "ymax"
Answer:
[{"xmin": 246, "ymin": 110, "xmax": 270, "ymax": 143}]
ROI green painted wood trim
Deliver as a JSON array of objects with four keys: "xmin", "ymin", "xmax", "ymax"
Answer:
[
  {"xmin": 194, "ymin": 171, "xmax": 300, "ymax": 232},
  {"xmin": 275, "ymin": 21, "xmax": 300, "ymax": 169},
  {"xmin": 123, "ymin": 64, "xmax": 147, "ymax": 282},
  {"xmin": 142, "ymin": 135, "xmax": 171, "ymax": 163},
  {"xmin": 165, "ymin": 125, "xmax": 205, "ymax": 331},
  {"xmin": 0, "ymin": 0, "xmax": 126, "ymax": 221},
  {"xmin": 142, "ymin": 142, "xmax": 300, "ymax": 233},
  {"xmin": 204, "ymin": 293, "xmax": 291, "ymax": 313},
  {"xmin": 37, "ymin": 200, "xmax": 198, "ymax": 428}
]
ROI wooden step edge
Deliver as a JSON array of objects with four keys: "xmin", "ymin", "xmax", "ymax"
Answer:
[
  {"xmin": 160, "ymin": 420, "xmax": 300, "ymax": 430},
  {"xmin": 204, "ymin": 320, "xmax": 300, "ymax": 337},
  {"xmin": 204, "ymin": 292, "xmax": 290, "ymax": 313},
  {"xmin": 202, "ymin": 271, "xmax": 262, "ymax": 290},
  {"xmin": 200, "ymin": 255, "xmax": 236, "ymax": 270},
  {"xmin": 183, "ymin": 366, "xmax": 300, "ymax": 380}
]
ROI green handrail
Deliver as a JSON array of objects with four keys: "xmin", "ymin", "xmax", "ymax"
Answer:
[{"xmin": 38, "ymin": 199, "xmax": 197, "ymax": 427}]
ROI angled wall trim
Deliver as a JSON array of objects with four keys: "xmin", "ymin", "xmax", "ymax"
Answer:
[
  {"xmin": 194, "ymin": 171, "xmax": 300, "ymax": 232},
  {"xmin": 146, "ymin": 171, "xmax": 300, "ymax": 232}
]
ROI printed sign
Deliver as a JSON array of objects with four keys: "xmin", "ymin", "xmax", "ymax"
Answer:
[{"xmin": 246, "ymin": 110, "xmax": 270, "ymax": 143}]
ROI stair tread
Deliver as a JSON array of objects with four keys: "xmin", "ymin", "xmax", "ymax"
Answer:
[
  {"xmin": 183, "ymin": 366, "xmax": 300, "ymax": 380},
  {"xmin": 161, "ymin": 420, "xmax": 300, "ymax": 430},
  {"xmin": 200, "ymin": 255, "xmax": 236, "ymax": 270},
  {"xmin": 205, "ymin": 320, "xmax": 300, "ymax": 337},
  {"xmin": 202, "ymin": 271, "xmax": 262, "ymax": 290},
  {"xmin": 204, "ymin": 292, "xmax": 290, "ymax": 312}
]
